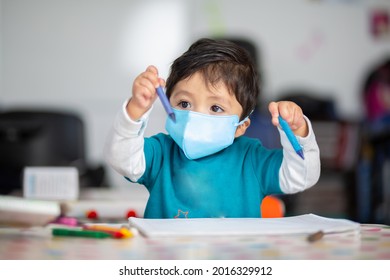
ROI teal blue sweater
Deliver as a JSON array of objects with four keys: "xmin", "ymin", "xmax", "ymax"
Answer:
[{"xmin": 130, "ymin": 133, "xmax": 283, "ymax": 218}]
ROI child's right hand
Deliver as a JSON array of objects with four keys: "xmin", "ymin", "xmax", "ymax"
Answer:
[{"xmin": 126, "ymin": 65, "xmax": 165, "ymax": 121}]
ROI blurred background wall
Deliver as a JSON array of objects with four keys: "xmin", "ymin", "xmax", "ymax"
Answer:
[
  {"xmin": 1, "ymin": 0, "xmax": 390, "ymax": 221},
  {"xmin": 0, "ymin": 0, "xmax": 191, "ymax": 189},
  {"xmin": 192, "ymin": 0, "xmax": 390, "ymax": 119}
]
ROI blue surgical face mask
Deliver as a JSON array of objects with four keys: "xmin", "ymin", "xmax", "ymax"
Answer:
[{"xmin": 165, "ymin": 108, "xmax": 248, "ymax": 160}]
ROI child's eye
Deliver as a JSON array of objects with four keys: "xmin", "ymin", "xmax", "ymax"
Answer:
[
  {"xmin": 211, "ymin": 105, "xmax": 224, "ymax": 113},
  {"xmin": 178, "ymin": 101, "xmax": 191, "ymax": 109}
]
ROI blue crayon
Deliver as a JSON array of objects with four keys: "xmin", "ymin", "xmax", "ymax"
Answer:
[
  {"xmin": 278, "ymin": 116, "xmax": 304, "ymax": 159},
  {"xmin": 156, "ymin": 86, "xmax": 176, "ymax": 122}
]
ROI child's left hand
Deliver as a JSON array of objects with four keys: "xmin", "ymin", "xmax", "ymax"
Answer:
[{"xmin": 268, "ymin": 101, "xmax": 308, "ymax": 137}]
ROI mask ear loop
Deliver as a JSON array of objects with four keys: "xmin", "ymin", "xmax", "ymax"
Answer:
[{"xmin": 234, "ymin": 109, "xmax": 254, "ymax": 127}]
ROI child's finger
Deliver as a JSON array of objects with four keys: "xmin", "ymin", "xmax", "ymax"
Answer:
[
  {"xmin": 158, "ymin": 78, "xmax": 166, "ymax": 88},
  {"xmin": 268, "ymin": 102, "xmax": 280, "ymax": 126},
  {"xmin": 290, "ymin": 108, "xmax": 305, "ymax": 131},
  {"xmin": 279, "ymin": 102, "xmax": 305, "ymax": 131},
  {"xmin": 137, "ymin": 79, "xmax": 157, "ymax": 98},
  {"xmin": 145, "ymin": 66, "xmax": 165, "ymax": 88},
  {"xmin": 140, "ymin": 69, "xmax": 160, "ymax": 88},
  {"xmin": 146, "ymin": 65, "xmax": 159, "ymax": 75},
  {"xmin": 278, "ymin": 102, "xmax": 294, "ymax": 124}
]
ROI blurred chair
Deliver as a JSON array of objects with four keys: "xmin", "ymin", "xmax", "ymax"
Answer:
[
  {"xmin": 359, "ymin": 57, "xmax": 390, "ymax": 224},
  {"xmin": 0, "ymin": 109, "xmax": 106, "ymax": 195}
]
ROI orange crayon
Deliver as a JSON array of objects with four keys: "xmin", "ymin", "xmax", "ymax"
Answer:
[{"xmin": 83, "ymin": 225, "xmax": 133, "ymax": 239}]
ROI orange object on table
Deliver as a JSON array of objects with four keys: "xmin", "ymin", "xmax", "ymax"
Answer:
[{"xmin": 261, "ymin": 195, "xmax": 285, "ymax": 218}]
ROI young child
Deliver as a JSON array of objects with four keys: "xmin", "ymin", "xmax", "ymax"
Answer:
[{"xmin": 105, "ymin": 38, "xmax": 321, "ymax": 219}]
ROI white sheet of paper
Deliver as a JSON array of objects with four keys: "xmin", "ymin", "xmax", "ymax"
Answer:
[{"xmin": 129, "ymin": 214, "xmax": 360, "ymax": 238}]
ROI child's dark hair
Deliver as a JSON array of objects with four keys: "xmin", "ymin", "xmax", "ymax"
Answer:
[{"xmin": 166, "ymin": 38, "xmax": 260, "ymax": 120}]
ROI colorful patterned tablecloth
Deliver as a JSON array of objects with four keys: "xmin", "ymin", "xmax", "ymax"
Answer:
[{"xmin": 0, "ymin": 224, "xmax": 389, "ymax": 260}]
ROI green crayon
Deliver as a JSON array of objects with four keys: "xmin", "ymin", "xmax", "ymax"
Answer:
[{"xmin": 52, "ymin": 228, "xmax": 112, "ymax": 239}]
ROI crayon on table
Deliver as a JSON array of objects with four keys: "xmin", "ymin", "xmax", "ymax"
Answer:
[
  {"xmin": 307, "ymin": 230, "xmax": 324, "ymax": 242},
  {"xmin": 83, "ymin": 225, "xmax": 133, "ymax": 238},
  {"xmin": 52, "ymin": 228, "xmax": 112, "ymax": 239}
]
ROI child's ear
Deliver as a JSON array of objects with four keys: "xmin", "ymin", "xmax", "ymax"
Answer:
[{"xmin": 234, "ymin": 118, "xmax": 251, "ymax": 138}]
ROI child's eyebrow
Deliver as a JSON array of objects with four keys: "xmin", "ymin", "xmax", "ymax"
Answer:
[
  {"xmin": 208, "ymin": 94, "xmax": 232, "ymax": 107},
  {"xmin": 170, "ymin": 90, "xmax": 194, "ymax": 98}
]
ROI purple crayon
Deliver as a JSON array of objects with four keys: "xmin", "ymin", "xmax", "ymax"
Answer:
[{"xmin": 156, "ymin": 86, "xmax": 176, "ymax": 122}]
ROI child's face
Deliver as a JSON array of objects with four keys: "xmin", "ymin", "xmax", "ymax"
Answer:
[{"xmin": 169, "ymin": 72, "xmax": 250, "ymax": 138}]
